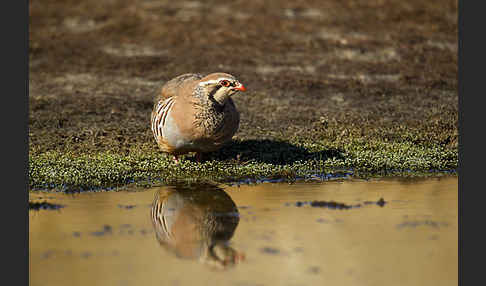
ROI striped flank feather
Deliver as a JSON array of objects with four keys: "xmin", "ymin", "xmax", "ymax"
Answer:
[{"xmin": 151, "ymin": 97, "xmax": 175, "ymax": 142}]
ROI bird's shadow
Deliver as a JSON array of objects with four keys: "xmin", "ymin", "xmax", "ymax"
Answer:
[{"xmin": 206, "ymin": 139, "xmax": 345, "ymax": 165}]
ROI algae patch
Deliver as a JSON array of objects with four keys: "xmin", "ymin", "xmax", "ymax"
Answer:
[{"xmin": 29, "ymin": 201, "xmax": 64, "ymax": 211}]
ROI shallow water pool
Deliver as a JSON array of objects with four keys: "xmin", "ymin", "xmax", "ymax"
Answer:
[{"xmin": 29, "ymin": 176, "xmax": 457, "ymax": 286}]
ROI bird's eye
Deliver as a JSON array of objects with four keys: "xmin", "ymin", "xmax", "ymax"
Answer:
[{"xmin": 220, "ymin": 80, "xmax": 230, "ymax": 87}]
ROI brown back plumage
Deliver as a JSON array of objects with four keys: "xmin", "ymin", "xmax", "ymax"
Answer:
[{"xmin": 154, "ymin": 73, "xmax": 203, "ymax": 104}]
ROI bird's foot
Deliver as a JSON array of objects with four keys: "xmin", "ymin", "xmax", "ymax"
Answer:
[
  {"xmin": 172, "ymin": 155, "xmax": 179, "ymax": 164},
  {"xmin": 195, "ymin": 152, "xmax": 203, "ymax": 163}
]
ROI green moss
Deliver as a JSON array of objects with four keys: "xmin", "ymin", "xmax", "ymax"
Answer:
[{"xmin": 29, "ymin": 138, "xmax": 457, "ymax": 191}]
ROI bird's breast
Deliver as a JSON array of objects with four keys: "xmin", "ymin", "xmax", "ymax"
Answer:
[
  {"xmin": 193, "ymin": 100, "xmax": 240, "ymax": 138},
  {"xmin": 155, "ymin": 97, "xmax": 240, "ymax": 153}
]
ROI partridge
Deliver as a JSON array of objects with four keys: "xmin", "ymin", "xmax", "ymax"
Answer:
[{"xmin": 151, "ymin": 72, "xmax": 246, "ymax": 162}]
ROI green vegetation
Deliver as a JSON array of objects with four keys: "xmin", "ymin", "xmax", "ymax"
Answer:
[{"xmin": 29, "ymin": 137, "xmax": 457, "ymax": 191}]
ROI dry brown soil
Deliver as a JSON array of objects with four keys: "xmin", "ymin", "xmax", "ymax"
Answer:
[{"xmin": 29, "ymin": 0, "xmax": 458, "ymax": 157}]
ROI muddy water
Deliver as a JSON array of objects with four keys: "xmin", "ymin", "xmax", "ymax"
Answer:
[{"xmin": 29, "ymin": 177, "xmax": 457, "ymax": 286}]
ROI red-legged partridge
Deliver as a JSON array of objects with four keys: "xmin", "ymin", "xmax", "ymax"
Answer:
[{"xmin": 151, "ymin": 73, "xmax": 246, "ymax": 162}]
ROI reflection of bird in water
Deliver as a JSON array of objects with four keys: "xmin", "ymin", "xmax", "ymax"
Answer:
[{"xmin": 151, "ymin": 183, "xmax": 245, "ymax": 269}]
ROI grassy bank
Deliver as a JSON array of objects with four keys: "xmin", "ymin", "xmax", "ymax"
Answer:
[
  {"xmin": 29, "ymin": 137, "xmax": 457, "ymax": 191},
  {"xmin": 29, "ymin": 0, "xmax": 458, "ymax": 191}
]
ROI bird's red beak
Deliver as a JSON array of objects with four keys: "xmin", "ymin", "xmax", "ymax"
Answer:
[{"xmin": 233, "ymin": 83, "xmax": 246, "ymax": 92}]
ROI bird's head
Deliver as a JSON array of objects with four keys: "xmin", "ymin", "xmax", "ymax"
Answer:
[{"xmin": 196, "ymin": 73, "xmax": 246, "ymax": 105}]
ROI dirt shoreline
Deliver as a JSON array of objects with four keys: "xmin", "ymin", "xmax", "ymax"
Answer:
[{"xmin": 29, "ymin": 0, "xmax": 458, "ymax": 191}]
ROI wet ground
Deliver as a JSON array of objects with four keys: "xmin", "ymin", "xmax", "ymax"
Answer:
[{"xmin": 30, "ymin": 177, "xmax": 457, "ymax": 286}]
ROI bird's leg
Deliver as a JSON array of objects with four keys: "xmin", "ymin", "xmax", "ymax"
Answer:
[{"xmin": 195, "ymin": 152, "xmax": 203, "ymax": 163}]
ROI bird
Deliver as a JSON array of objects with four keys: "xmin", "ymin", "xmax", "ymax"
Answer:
[{"xmin": 151, "ymin": 72, "xmax": 246, "ymax": 163}]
